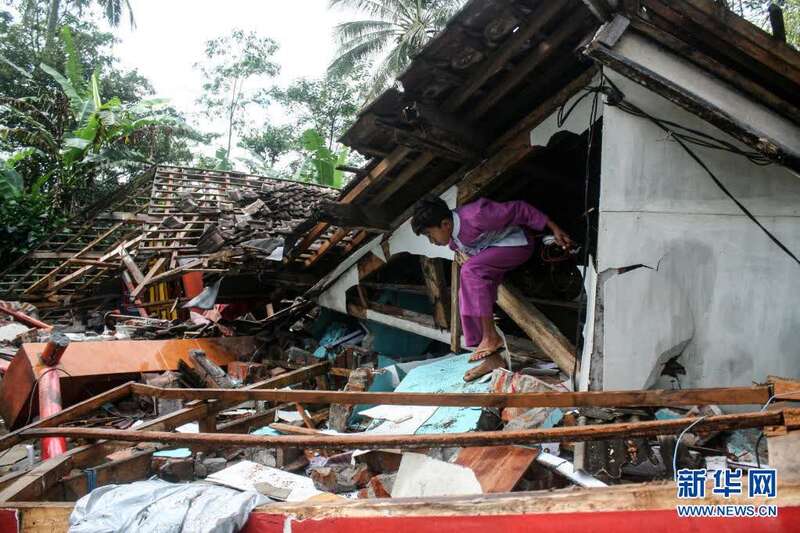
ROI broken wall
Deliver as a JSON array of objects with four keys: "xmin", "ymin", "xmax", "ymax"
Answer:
[{"xmin": 597, "ymin": 62, "xmax": 800, "ymax": 391}]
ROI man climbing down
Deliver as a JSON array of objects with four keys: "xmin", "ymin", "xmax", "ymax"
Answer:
[{"xmin": 411, "ymin": 196, "xmax": 574, "ymax": 381}]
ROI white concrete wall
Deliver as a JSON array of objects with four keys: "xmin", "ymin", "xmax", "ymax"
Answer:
[{"xmin": 598, "ymin": 65, "xmax": 800, "ymax": 391}]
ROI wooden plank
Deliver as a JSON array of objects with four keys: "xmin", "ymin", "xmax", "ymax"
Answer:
[
  {"xmin": 450, "ymin": 261, "xmax": 462, "ymax": 352},
  {"xmin": 769, "ymin": 375, "xmax": 800, "ymax": 399},
  {"xmin": 0, "ymin": 452, "xmax": 79, "ymax": 502},
  {"xmin": 130, "ymin": 382, "xmax": 772, "ymax": 409},
  {"xmin": 7, "ymin": 480, "xmax": 800, "ymax": 526},
  {"xmin": 420, "ymin": 257, "xmax": 449, "ymax": 329},
  {"xmin": 20, "ymin": 410, "xmax": 784, "ymax": 451},
  {"xmin": 443, "ymin": 1, "xmax": 567, "ymax": 112},
  {"xmin": 270, "ymin": 423, "xmax": 322, "ymax": 436},
  {"xmin": 0, "ymin": 382, "xmax": 133, "ymax": 453},
  {"xmin": 586, "ymin": 39, "xmax": 800, "ymax": 174},
  {"xmin": 54, "ymin": 446, "xmax": 156, "ymax": 500},
  {"xmin": 29, "ymin": 252, "xmax": 104, "ymax": 260},
  {"xmin": 46, "ymin": 235, "xmax": 144, "ymax": 293},
  {"xmin": 628, "ymin": 18, "xmax": 800, "ymax": 124},
  {"xmin": 639, "ymin": 0, "xmax": 800, "ymax": 103},
  {"xmin": 66, "ymin": 259, "xmax": 120, "ymax": 268},
  {"xmin": 190, "ymin": 350, "xmax": 236, "ymax": 388},
  {"xmin": 364, "ymin": 153, "xmax": 436, "ymax": 207},
  {"xmin": 292, "ymin": 147, "xmax": 411, "ymax": 256},
  {"xmin": 469, "ymin": 10, "xmax": 592, "ymax": 119},
  {"xmin": 304, "ymin": 228, "xmax": 349, "ymax": 268},
  {"xmin": 0, "ymin": 363, "xmax": 329, "ymax": 502},
  {"xmin": 130, "ymin": 257, "xmax": 168, "ymax": 300},
  {"xmin": 497, "ymin": 283, "xmax": 577, "ymax": 376},
  {"xmin": 24, "ymin": 222, "xmax": 126, "ymax": 294},
  {"xmin": 455, "ymin": 446, "xmax": 539, "ymax": 493},
  {"xmin": 119, "ymin": 249, "xmax": 144, "ymax": 285},
  {"xmin": 659, "ymin": 0, "xmax": 800, "ymax": 85}
]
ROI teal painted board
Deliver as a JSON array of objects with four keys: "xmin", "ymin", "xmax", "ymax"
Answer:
[{"xmin": 392, "ymin": 353, "xmax": 490, "ymax": 434}]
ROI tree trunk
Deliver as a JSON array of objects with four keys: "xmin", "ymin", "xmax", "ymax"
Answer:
[
  {"xmin": 226, "ymin": 77, "xmax": 240, "ymax": 159},
  {"xmin": 45, "ymin": 0, "xmax": 62, "ymax": 50}
]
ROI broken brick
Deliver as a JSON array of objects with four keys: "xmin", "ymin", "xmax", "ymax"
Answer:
[{"xmin": 357, "ymin": 473, "xmax": 395, "ymax": 499}]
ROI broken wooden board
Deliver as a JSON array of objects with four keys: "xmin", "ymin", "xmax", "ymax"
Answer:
[{"xmin": 455, "ymin": 445, "xmax": 539, "ymax": 493}]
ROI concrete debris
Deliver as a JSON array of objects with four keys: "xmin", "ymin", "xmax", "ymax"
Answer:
[
  {"xmin": 309, "ymin": 462, "xmax": 372, "ymax": 493},
  {"xmin": 329, "ymin": 367, "xmax": 373, "ymax": 432},
  {"xmin": 207, "ymin": 461, "xmax": 324, "ymax": 502},
  {"xmin": 392, "ymin": 452, "xmax": 483, "ymax": 498},
  {"xmin": 157, "ymin": 458, "xmax": 195, "ymax": 482}
]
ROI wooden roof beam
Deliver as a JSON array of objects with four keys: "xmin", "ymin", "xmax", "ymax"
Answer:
[
  {"xmin": 470, "ymin": 9, "xmax": 593, "ymax": 119},
  {"xmin": 443, "ymin": 0, "xmax": 567, "ymax": 112},
  {"xmin": 585, "ymin": 28, "xmax": 800, "ymax": 174},
  {"xmin": 289, "ymin": 146, "xmax": 412, "ymax": 258},
  {"xmin": 19, "ymin": 409, "xmax": 788, "ymax": 451}
]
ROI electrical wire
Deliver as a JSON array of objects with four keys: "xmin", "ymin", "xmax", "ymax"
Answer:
[
  {"xmin": 760, "ymin": 392, "xmax": 800, "ymax": 411},
  {"xmin": 566, "ymin": 74, "xmax": 604, "ymax": 391},
  {"xmin": 755, "ymin": 431, "xmax": 766, "ymax": 468},
  {"xmin": 24, "ymin": 367, "xmax": 74, "ymax": 426},
  {"xmin": 602, "ymin": 76, "xmax": 800, "ymax": 267},
  {"xmin": 673, "ymin": 415, "xmax": 708, "ymax": 480}
]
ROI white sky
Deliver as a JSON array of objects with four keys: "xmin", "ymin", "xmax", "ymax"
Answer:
[{"xmin": 107, "ymin": 0, "xmax": 354, "ymax": 162}]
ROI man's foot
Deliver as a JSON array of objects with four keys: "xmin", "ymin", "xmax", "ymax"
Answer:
[
  {"xmin": 469, "ymin": 337, "xmax": 504, "ymax": 362},
  {"xmin": 463, "ymin": 352, "xmax": 506, "ymax": 382}
]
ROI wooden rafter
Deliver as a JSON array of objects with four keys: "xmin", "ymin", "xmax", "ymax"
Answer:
[{"xmin": 16, "ymin": 409, "xmax": 791, "ymax": 451}]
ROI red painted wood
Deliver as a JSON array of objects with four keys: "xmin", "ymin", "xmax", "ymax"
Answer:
[
  {"xmin": 0, "ymin": 508, "xmax": 19, "ymax": 533},
  {"xmin": 242, "ymin": 507, "xmax": 799, "ymax": 533}
]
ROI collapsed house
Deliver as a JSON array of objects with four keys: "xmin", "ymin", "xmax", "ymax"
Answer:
[{"xmin": 0, "ymin": 0, "xmax": 799, "ymax": 530}]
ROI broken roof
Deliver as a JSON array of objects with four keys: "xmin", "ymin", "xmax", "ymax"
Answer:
[
  {"xmin": 286, "ymin": 0, "xmax": 800, "ymax": 272},
  {"xmin": 0, "ymin": 165, "xmax": 338, "ymax": 316}
]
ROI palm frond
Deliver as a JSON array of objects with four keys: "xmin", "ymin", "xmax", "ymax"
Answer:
[
  {"xmin": 328, "ymin": 29, "xmax": 395, "ymax": 74},
  {"xmin": 329, "ymin": 0, "xmax": 402, "ymax": 20},
  {"xmin": 365, "ymin": 43, "xmax": 409, "ymax": 100},
  {"xmin": 328, "ymin": 0, "xmax": 463, "ymax": 99},
  {"xmin": 333, "ymin": 19, "xmax": 396, "ymax": 45}
]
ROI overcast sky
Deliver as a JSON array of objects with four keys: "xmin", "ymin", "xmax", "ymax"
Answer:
[{"xmin": 106, "ymin": 0, "xmax": 354, "ymax": 161}]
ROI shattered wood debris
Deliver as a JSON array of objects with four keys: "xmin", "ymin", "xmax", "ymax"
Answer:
[
  {"xmin": 0, "ymin": 295, "xmax": 797, "ymax": 510},
  {"xmin": 0, "ymin": 283, "xmax": 798, "ymax": 510}
]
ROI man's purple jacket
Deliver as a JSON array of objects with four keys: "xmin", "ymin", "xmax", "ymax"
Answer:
[{"xmin": 448, "ymin": 198, "xmax": 550, "ymax": 255}]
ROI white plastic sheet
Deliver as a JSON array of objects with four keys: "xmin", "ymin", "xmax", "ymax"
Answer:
[{"xmin": 69, "ymin": 479, "xmax": 268, "ymax": 533}]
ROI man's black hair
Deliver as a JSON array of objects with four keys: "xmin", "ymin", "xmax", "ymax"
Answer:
[{"xmin": 411, "ymin": 195, "xmax": 452, "ymax": 235}]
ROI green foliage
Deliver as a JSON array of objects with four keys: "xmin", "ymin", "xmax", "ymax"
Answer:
[
  {"xmin": 195, "ymin": 29, "xmax": 280, "ymax": 160},
  {"xmin": 275, "ymin": 66, "xmax": 367, "ymax": 150},
  {"xmin": 0, "ymin": 147, "xmax": 62, "ymax": 264},
  {"xmin": 0, "ymin": 16, "xmax": 196, "ymax": 263},
  {"xmin": 234, "ymin": 68, "xmax": 366, "ymax": 185},
  {"xmin": 735, "ymin": 1, "xmax": 800, "ymax": 47},
  {"xmin": 292, "ymin": 128, "xmax": 348, "ymax": 187},
  {"xmin": 329, "ymin": 0, "xmax": 465, "ymax": 99},
  {"xmin": 237, "ymin": 124, "xmax": 295, "ymax": 176},
  {"xmin": 196, "ymin": 147, "xmax": 234, "ymax": 171}
]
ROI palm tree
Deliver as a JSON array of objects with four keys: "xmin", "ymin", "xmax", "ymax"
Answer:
[
  {"xmin": 329, "ymin": 0, "xmax": 465, "ymax": 100},
  {"xmin": 44, "ymin": 0, "xmax": 135, "ymax": 49}
]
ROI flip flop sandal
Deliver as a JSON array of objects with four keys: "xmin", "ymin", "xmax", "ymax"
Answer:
[
  {"xmin": 468, "ymin": 346, "xmax": 502, "ymax": 362},
  {"xmin": 463, "ymin": 353, "xmax": 506, "ymax": 382}
]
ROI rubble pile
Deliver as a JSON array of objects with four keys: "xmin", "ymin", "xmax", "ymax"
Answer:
[
  {"xmin": 188, "ymin": 180, "xmax": 339, "ymax": 257},
  {"xmin": 0, "ymin": 299, "xmax": 776, "ymax": 506}
]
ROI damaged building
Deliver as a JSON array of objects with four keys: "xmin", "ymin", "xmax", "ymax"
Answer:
[{"xmin": 0, "ymin": 0, "xmax": 799, "ymax": 531}]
